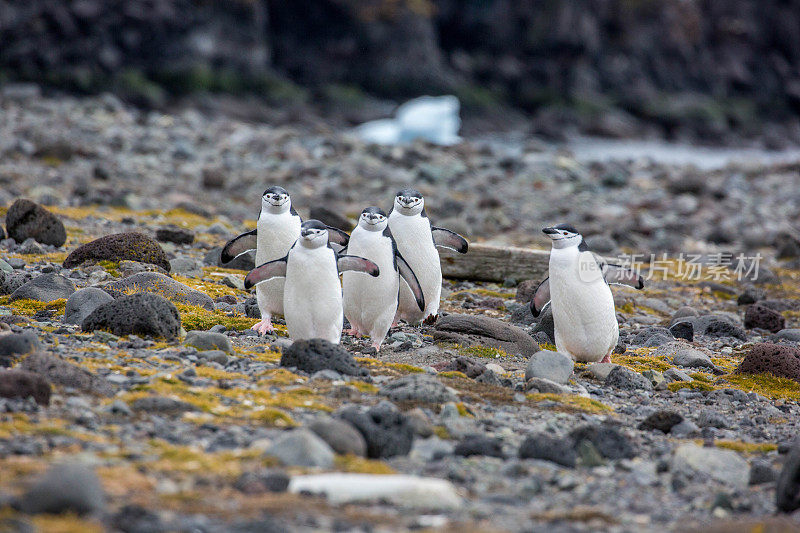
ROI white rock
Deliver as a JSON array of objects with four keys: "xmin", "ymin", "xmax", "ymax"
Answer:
[
  {"xmin": 289, "ymin": 474, "xmax": 462, "ymax": 510},
  {"xmin": 671, "ymin": 443, "xmax": 749, "ymax": 488}
]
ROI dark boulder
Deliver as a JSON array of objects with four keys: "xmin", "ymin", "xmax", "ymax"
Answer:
[
  {"xmin": 5, "ymin": 199, "xmax": 66, "ymax": 247},
  {"xmin": 337, "ymin": 402, "xmax": 414, "ymax": 459},
  {"xmin": 102, "ymin": 272, "xmax": 213, "ymax": 310},
  {"xmin": 0, "ymin": 369, "xmax": 51, "ymax": 405},
  {"xmin": 280, "ymin": 339, "xmax": 367, "ymax": 376},
  {"xmin": 82, "ymin": 293, "xmax": 181, "ymax": 340},
  {"xmin": 20, "ymin": 352, "xmax": 114, "ymax": 396},
  {"xmin": 736, "ymin": 343, "xmax": 800, "ymax": 382},
  {"xmin": 63, "ymin": 232, "xmax": 170, "ymax": 271},
  {"xmin": 744, "ymin": 303, "xmax": 786, "ymax": 333}
]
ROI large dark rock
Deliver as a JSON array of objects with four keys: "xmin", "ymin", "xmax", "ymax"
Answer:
[
  {"xmin": 672, "ymin": 315, "xmax": 747, "ymax": 340},
  {"xmin": 744, "ymin": 303, "xmax": 786, "ymax": 333},
  {"xmin": 638, "ymin": 410, "xmax": 683, "ymax": 433},
  {"xmin": 19, "ymin": 463, "xmax": 105, "ymax": 515},
  {"xmin": 0, "ymin": 270, "xmax": 33, "ymax": 296},
  {"xmin": 4, "ymin": 199, "xmax": 66, "ymax": 247},
  {"xmin": 337, "ymin": 402, "xmax": 414, "ymax": 459},
  {"xmin": 569, "ymin": 423, "xmax": 635, "ymax": 460},
  {"xmin": 0, "ymin": 369, "xmax": 51, "ymax": 405},
  {"xmin": 777, "ymin": 441, "xmax": 800, "ymax": 513},
  {"xmin": 0, "ymin": 331, "xmax": 40, "ymax": 362},
  {"xmin": 156, "ymin": 225, "xmax": 195, "ymax": 245},
  {"xmin": 433, "ymin": 313, "xmax": 539, "ymax": 357},
  {"xmin": 82, "ymin": 293, "xmax": 181, "ymax": 340},
  {"xmin": 63, "ymin": 233, "xmax": 170, "ymax": 271},
  {"xmin": 20, "ymin": 352, "xmax": 114, "ymax": 396},
  {"xmin": 605, "ymin": 366, "xmax": 653, "ymax": 391},
  {"xmin": 736, "ymin": 343, "xmax": 800, "ymax": 382},
  {"xmin": 454, "ymin": 434, "xmax": 505, "ymax": 458},
  {"xmin": 518, "ymin": 433, "xmax": 576, "ymax": 467},
  {"xmin": 102, "ymin": 272, "xmax": 213, "ymax": 310},
  {"xmin": 10, "ymin": 273, "xmax": 75, "ymax": 303},
  {"xmin": 280, "ymin": 339, "xmax": 367, "ymax": 376}
]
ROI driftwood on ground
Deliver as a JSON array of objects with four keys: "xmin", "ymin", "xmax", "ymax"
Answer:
[{"xmin": 439, "ymin": 243, "xmax": 550, "ymax": 283}]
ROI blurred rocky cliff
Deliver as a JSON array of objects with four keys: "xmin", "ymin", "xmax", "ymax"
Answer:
[{"xmin": 2, "ymin": 0, "xmax": 800, "ymax": 142}]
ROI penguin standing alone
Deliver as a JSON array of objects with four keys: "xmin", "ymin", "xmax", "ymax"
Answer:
[
  {"xmin": 244, "ymin": 220, "xmax": 379, "ymax": 344},
  {"xmin": 533, "ymin": 224, "xmax": 643, "ymax": 363},
  {"xmin": 343, "ymin": 207, "xmax": 426, "ymax": 351},
  {"xmin": 388, "ymin": 188, "xmax": 468, "ymax": 325},
  {"xmin": 222, "ymin": 187, "xmax": 348, "ymax": 335}
]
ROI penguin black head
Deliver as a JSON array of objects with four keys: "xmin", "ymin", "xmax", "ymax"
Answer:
[
  {"xmin": 300, "ymin": 219, "xmax": 329, "ymax": 248},
  {"xmin": 262, "ymin": 186, "xmax": 290, "ymax": 209},
  {"xmin": 359, "ymin": 206, "xmax": 388, "ymax": 230},
  {"xmin": 542, "ymin": 224, "xmax": 586, "ymax": 250},
  {"xmin": 394, "ymin": 188, "xmax": 424, "ymax": 214}
]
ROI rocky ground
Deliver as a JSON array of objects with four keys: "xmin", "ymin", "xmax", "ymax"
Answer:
[{"xmin": 1, "ymin": 88, "xmax": 800, "ymax": 532}]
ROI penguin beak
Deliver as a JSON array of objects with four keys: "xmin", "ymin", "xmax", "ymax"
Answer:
[{"xmin": 542, "ymin": 227, "xmax": 559, "ymax": 235}]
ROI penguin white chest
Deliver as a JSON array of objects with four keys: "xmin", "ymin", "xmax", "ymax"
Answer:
[
  {"xmin": 388, "ymin": 213, "xmax": 440, "ymax": 323},
  {"xmin": 284, "ymin": 246, "xmax": 343, "ymax": 344},
  {"xmin": 549, "ymin": 249, "xmax": 619, "ymax": 362},
  {"xmin": 255, "ymin": 212, "xmax": 301, "ymax": 316},
  {"xmin": 342, "ymin": 228, "xmax": 399, "ymax": 343}
]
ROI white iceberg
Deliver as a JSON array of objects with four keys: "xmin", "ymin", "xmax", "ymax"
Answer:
[{"xmin": 355, "ymin": 95, "xmax": 461, "ymax": 146}]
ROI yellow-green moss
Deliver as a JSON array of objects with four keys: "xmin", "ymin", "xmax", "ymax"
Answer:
[
  {"xmin": 30, "ymin": 514, "xmax": 105, "ymax": 533},
  {"xmin": 334, "ymin": 455, "xmax": 396, "ymax": 474},
  {"xmin": 97, "ymin": 260, "xmax": 121, "ymax": 277},
  {"xmin": 714, "ymin": 440, "xmax": 777, "ymax": 454},
  {"xmin": 439, "ymin": 370, "xmax": 469, "ymax": 379},
  {"xmin": 251, "ymin": 408, "xmax": 296, "ymax": 427},
  {"xmin": 722, "ymin": 373, "xmax": 800, "ymax": 401},
  {"xmin": 613, "ymin": 353, "xmax": 672, "ymax": 372},
  {"xmin": 356, "ymin": 358, "xmax": 425, "ymax": 374},
  {"xmin": 527, "ymin": 393, "xmax": 613, "ymax": 414},
  {"xmin": 433, "ymin": 426, "xmax": 451, "ymax": 440},
  {"xmin": 2, "ymin": 298, "xmax": 67, "ymax": 317},
  {"xmin": 668, "ymin": 381, "xmax": 715, "ymax": 392},
  {"xmin": 459, "ymin": 344, "xmax": 510, "ymax": 359},
  {"xmin": 176, "ymin": 303, "xmax": 259, "ymax": 331},
  {"xmin": 350, "ymin": 381, "xmax": 379, "ymax": 394}
]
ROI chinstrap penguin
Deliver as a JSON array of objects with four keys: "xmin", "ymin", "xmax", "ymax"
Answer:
[
  {"xmin": 343, "ymin": 207, "xmax": 425, "ymax": 351},
  {"xmin": 388, "ymin": 188, "xmax": 468, "ymax": 325},
  {"xmin": 532, "ymin": 224, "xmax": 643, "ymax": 363},
  {"xmin": 244, "ymin": 220, "xmax": 379, "ymax": 344},
  {"xmin": 221, "ymin": 187, "xmax": 349, "ymax": 335}
]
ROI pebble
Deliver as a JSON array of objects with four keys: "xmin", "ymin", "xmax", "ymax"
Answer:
[
  {"xmin": 605, "ymin": 366, "xmax": 653, "ymax": 391},
  {"xmin": 184, "ymin": 330, "xmax": 233, "ymax": 353},
  {"xmin": 265, "ymin": 429, "xmax": 335, "ymax": 468},
  {"xmin": 63, "ymin": 287, "xmax": 114, "ymax": 325},
  {"xmin": 308, "ymin": 417, "xmax": 368, "ymax": 457},
  {"xmin": 524, "ymin": 350, "xmax": 574, "ymax": 384},
  {"xmin": 10, "ymin": 273, "xmax": 75, "ymax": 303},
  {"xmin": 281, "ymin": 339, "xmax": 368, "ymax": 376},
  {"xmin": 337, "ymin": 402, "xmax": 415, "ymax": 459},
  {"xmin": 379, "ymin": 374, "xmax": 457, "ymax": 403}
]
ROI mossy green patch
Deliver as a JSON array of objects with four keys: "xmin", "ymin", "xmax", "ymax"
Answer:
[
  {"xmin": 722, "ymin": 373, "xmax": 800, "ymax": 401},
  {"xmin": 527, "ymin": 393, "xmax": 613, "ymax": 414},
  {"xmin": 334, "ymin": 455, "xmax": 396, "ymax": 474},
  {"xmin": 30, "ymin": 514, "xmax": 105, "ymax": 533},
  {"xmin": 614, "ymin": 353, "xmax": 671, "ymax": 372},
  {"xmin": 3, "ymin": 298, "xmax": 67, "ymax": 317},
  {"xmin": 714, "ymin": 440, "xmax": 777, "ymax": 454},
  {"xmin": 668, "ymin": 381, "xmax": 715, "ymax": 392},
  {"xmin": 439, "ymin": 370, "xmax": 468, "ymax": 379},
  {"xmin": 176, "ymin": 303, "xmax": 259, "ymax": 331},
  {"xmin": 355, "ymin": 358, "xmax": 424, "ymax": 375},
  {"xmin": 459, "ymin": 345, "xmax": 510, "ymax": 359},
  {"xmin": 251, "ymin": 408, "xmax": 296, "ymax": 427}
]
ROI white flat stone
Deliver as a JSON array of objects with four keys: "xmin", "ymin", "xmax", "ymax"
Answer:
[{"xmin": 289, "ymin": 473, "xmax": 462, "ymax": 510}]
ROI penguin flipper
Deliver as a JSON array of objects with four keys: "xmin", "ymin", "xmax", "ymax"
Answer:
[
  {"xmin": 244, "ymin": 257, "xmax": 288, "ymax": 289},
  {"xmin": 337, "ymin": 255, "xmax": 380, "ymax": 277},
  {"xmin": 396, "ymin": 253, "xmax": 425, "ymax": 311},
  {"xmin": 602, "ymin": 263, "xmax": 644, "ymax": 290},
  {"xmin": 221, "ymin": 229, "xmax": 258, "ymax": 264},
  {"xmin": 326, "ymin": 226, "xmax": 350, "ymax": 252},
  {"xmin": 431, "ymin": 227, "xmax": 469, "ymax": 253},
  {"xmin": 530, "ymin": 277, "xmax": 551, "ymax": 318}
]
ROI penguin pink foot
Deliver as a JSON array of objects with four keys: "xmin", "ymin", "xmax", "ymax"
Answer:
[
  {"xmin": 346, "ymin": 328, "xmax": 362, "ymax": 338},
  {"xmin": 251, "ymin": 317, "xmax": 273, "ymax": 335},
  {"xmin": 599, "ymin": 353, "xmax": 612, "ymax": 364}
]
